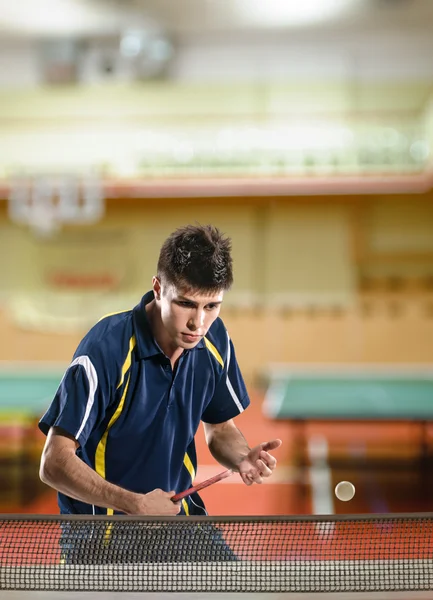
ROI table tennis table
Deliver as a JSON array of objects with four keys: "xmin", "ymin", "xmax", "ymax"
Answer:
[
  {"xmin": 262, "ymin": 365, "xmax": 433, "ymax": 421},
  {"xmin": 262, "ymin": 365, "xmax": 433, "ymax": 514},
  {"xmin": 0, "ymin": 368, "xmax": 63, "ymax": 416}
]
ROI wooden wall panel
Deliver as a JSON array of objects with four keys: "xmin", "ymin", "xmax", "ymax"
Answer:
[{"xmin": 263, "ymin": 204, "xmax": 355, "ymax": 305}]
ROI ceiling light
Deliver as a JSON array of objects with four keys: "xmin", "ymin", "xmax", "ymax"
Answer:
[
  {"xmin": 410, "ymin": 140, "xmax": 430, "ymax": 163},
  {"xmin": 0, "ymin": 0, "xmax": 145, "ymax": 37},
  {"xmin": 233, "ymin": 0, "xmax": 360, "ymax": 27},
  {"xmin": 120, "ymin": 31, "xmax": 145, "ymax": 58}
]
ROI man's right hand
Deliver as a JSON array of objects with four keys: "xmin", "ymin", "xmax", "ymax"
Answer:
[{"xmin": 129, "ymin": 489, "xmax": 181, "ymax": 515}]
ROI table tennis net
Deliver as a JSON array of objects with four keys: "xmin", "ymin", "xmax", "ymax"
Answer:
[{"xmin": 1, "ymin": 514, "xmax": 432, "ymax": 592}]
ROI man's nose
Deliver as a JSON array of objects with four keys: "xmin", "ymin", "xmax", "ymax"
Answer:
[{"xmin": 187, "ymin": 310, "xmax": 205, "ymax": 330}]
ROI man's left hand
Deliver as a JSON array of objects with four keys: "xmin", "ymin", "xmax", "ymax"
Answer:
[{"xmin": 238, "ymin": 439, "xmax": 282, "ymax": 485}]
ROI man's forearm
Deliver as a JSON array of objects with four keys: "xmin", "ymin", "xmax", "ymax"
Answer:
[
  {"xmin": 206, "ymin": 421, "xmax": 250, "ymax": 471},
  {"xmin": 40, "ymin": 446, "xmax": 138, "ymax": 514}
]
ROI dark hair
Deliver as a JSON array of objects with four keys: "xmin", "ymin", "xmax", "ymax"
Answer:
[{"xmin": 157, "ymin": 224, "xmax": 233, "ymax": 292}]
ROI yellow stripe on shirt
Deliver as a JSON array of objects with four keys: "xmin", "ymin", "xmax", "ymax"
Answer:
[
  {"xmin": 95, "ymin": 335, "xmax": 136, "ymax": 484},
  {"xmin": 116, "ymin": 335, "xmax": 136, "ymax": 390},
  {"xmin": 104, "ymin": 508, "xmax": 114, "ymax": 546},
  {"xmin": 204, "ymin": 337, "xmax": 224, "ymax": 368},
  {"xmin": 183, "ymin": 452, "xmax": 196, "ymax": 481},
  {"xmin": 95, "ymin": 371, "xmax": 131, "ymax": 480},
  {"xmin": 182, "ymin": 452, "xmax": 196, "ymax": 516},
  {"xmin": 182, "ymin": 499, "xmax": 189, "ymax": 515},
  {"xmin": 98, "ymin": 309, "xmax": 130, "ymax": 322}
]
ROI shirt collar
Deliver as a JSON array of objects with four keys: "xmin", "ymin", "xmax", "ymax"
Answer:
[{"xmin": 132, "ymin": 291, "xmax": 205, "ymax": 360}]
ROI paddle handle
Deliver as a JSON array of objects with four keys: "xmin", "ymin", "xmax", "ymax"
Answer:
[{"xmin": 172, "ymin": 469, "xmax": 233, "ymax": 502}]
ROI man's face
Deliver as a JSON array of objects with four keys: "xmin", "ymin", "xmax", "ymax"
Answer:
[{"xmin": 153, "ymin": 278, "xmax": 224, "ymax": 349}]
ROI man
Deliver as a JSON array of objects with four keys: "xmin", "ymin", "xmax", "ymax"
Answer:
[{"xmin": 39, "ymin": 224, "xmax": 281, "ymax": 523}]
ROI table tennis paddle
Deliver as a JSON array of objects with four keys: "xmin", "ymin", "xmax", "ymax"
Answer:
[{"xmin": 171, "ymin": 469, "xmax": 233, "ymax": 502}]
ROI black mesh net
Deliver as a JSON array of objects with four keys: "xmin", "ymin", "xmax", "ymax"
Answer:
[{"xmin": 0, "ymin": 514, "xmax": 432, "ymax": 592}]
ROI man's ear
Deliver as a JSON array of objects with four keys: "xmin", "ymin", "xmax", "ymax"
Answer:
[{"xmin": 152, "ymin": 276, "xmax": 161, "ymax": 301}]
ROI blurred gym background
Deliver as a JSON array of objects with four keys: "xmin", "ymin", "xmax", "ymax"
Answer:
[{"xmin": 1, "ymin": 0, "xmax": 433, "ymax": 517}]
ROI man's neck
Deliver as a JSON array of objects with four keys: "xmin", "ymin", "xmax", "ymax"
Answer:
[{"xmin": 145, "ymin": 300, "xmax": 184, "ymax": 366}]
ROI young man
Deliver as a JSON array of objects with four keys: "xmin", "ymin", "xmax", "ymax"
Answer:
[{"xmin": 39, "ymin": 224, "xmax": 281, "ymax": 520}]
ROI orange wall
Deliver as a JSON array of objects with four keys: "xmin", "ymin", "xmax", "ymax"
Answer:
[
  {"xmin": 225, "ymin": 297, "xmax": 433, "ymax": 380},
  {"xmin": 2, "ymin": 294, "xmax": 433, "ymax": 380}
]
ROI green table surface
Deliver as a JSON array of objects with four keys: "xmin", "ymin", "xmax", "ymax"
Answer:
[
  {"xmin": 0, "ymin": 371, "xmax": 64, "ymax": 415},
  {"xmin": 263, "ymin": 372, "xmax": 433, "ymax": 420}
]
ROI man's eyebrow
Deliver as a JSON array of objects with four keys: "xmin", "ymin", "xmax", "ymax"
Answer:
[{"xmin": 177, "ymin": 295, "xmax": 222, "ymax": 305}]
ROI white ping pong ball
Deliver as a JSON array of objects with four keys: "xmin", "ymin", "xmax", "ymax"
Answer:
[{"xmin": 335, "ymin": 481, "xmax": 355, "ymax": 501}]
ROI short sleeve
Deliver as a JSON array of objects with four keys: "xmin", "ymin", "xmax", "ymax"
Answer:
[
  {"xmin": 38, "ymin": 348, "xmax": 113, "ymax": 447},
  {"xmin": 201, "ymin": 334, "xmax": 250, "ymax": 424}
]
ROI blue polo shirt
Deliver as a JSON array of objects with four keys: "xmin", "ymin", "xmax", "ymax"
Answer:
[{"xmin": 39, "ymin": 291, "xmax": 250, "ymax": 516}]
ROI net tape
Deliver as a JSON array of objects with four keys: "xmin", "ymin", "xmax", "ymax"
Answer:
[{"xmin": 1, "ymin": 514, "xmax": 432, "ymax": 593}]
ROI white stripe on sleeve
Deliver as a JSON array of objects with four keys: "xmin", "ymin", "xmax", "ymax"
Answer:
[
  {"xmin": 65, "ymin": 355, "xmax": 99, "ymax": 441},
  {"xmin": 226, "ymin": 331, "xmax": 244, "ymax": 414}
]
